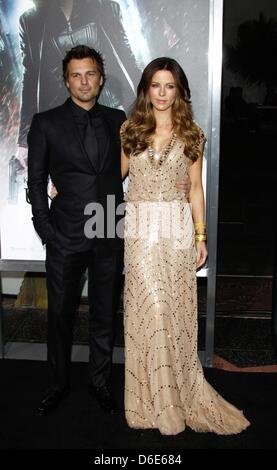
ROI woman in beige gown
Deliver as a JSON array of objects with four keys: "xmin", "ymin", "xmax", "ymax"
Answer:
[{"xmin": 121, "ymin": 57, "xmax": 250, "ymax": 436}]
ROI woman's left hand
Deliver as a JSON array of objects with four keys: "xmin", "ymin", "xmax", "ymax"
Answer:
[{"xmin": 196, "ymin": 241, "xmax": 208, "ymax": 269}]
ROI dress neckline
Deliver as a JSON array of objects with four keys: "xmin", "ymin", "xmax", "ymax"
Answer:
[{"xmin": 147, "ymin": 133, "xmax": 177, "ymax": 169}]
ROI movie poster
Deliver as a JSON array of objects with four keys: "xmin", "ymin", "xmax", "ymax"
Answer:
[{"xmin": 0, "ymin": 0, "xmax": 209, "ymax": 261}]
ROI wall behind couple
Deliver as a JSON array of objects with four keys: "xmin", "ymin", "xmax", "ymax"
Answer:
[{"xmin": 0, "ymin": 0, "xmax": 210, "ymax": 292}]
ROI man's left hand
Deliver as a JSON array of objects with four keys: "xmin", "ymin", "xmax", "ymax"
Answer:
[{"xmin": 175, "ymin": 178, "xmax": 190, "ymax": 194}]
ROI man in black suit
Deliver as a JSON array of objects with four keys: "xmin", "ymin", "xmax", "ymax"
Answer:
[{"xmin": 27, "ymin": 45, "xmax": 126, "ymax": 415}]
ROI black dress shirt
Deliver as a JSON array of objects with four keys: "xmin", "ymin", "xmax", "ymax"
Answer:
[{"xmin": 70, "ymin": 98, "xmax": 109, "ymax": 171}]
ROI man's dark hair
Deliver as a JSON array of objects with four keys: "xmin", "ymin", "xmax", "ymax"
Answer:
[{"xmin": 62, "ymin": 45, "xmax": 106, "ymax": 84}]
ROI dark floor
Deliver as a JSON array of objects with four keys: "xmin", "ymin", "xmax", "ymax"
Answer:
[{"xmin": 0, "ymin": 359, "xmax": 276, "ymax": 449}]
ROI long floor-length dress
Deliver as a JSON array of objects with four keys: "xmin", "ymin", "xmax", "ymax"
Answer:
[{"xmin": 123, "ymin": 132, "xmax": 250, "ymax": 436}]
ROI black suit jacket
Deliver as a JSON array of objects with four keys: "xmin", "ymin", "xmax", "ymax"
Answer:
[{"xmin": 27, "ymin": 98, "xmax": 126, "ymax": 252}]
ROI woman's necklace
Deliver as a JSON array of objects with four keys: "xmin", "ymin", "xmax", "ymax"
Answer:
[{"xmin": 147, "ymin": 132, "xmax": 177, "ymax": 169}]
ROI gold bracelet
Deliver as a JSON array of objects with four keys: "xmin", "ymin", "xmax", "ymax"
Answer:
[
  {"xmin": 195, "ymin": 231, "xmax": 207, "ymax": 236},
  {"xmin": 195, "ymin": 234, "xmax": 207, "ymax": 242},
  {"xmin": 194, "ymin": 221, "xmax": 206, "ymax": 229}
]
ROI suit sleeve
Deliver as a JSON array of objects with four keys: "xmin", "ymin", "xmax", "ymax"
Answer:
[
  {"xmin": 27, "ymin": 114, "xmax": 55, "ymax": 244},
  {"xmin": 119, "ymin": 110, "xmax": 127, "ymax": 127}
]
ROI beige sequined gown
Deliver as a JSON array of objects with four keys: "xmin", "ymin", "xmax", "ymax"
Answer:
[{"xmin": 123, "ymin": 135, "xmax": 250, "ymax": 436}]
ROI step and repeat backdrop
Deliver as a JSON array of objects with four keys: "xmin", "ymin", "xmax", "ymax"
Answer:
[{"xmin": 0, "ymin": 0, "xmax": 209, "ymax": 262}]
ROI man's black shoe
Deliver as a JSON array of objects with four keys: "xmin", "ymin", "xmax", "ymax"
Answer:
[
  {"xmin": 36, "ymin": 387, "xmax": 70, "ymax": 416},
  {"xmin": 89, "ymin": 384, "xmax": 118, "ymax": 414}
]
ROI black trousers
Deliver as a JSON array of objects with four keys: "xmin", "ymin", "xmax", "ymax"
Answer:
[{"xmin": 45, "ymin": 240, "xmax": 124, "ymax": 389}]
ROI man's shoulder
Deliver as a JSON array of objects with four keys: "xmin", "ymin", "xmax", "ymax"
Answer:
[
  {"xmin": 98, "ymin": 104, "xmax": 126, "ymax": 122},
  {"xmin": 35, "ymin": 102, "xmax": 68, "ymax": 123}
]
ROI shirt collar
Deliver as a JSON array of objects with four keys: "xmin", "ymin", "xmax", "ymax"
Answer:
[{"xmin": 69, "ymin": 98, "xmax": 99, "ymax": 117}]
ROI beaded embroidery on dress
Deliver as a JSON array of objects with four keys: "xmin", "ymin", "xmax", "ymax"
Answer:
[{"xmin": 122, "ymin": 124, "xmax": 250, "ymax": 435}]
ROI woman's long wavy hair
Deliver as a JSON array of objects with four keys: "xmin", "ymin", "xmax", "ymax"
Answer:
[{"xmin": 122, "ymin": 57, "xmax": 202, "ymax": 162}]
